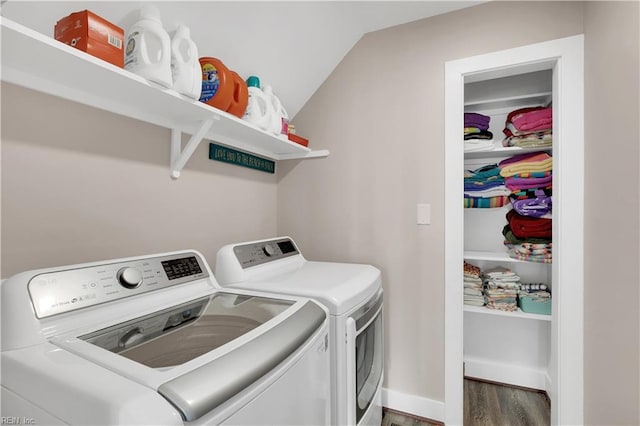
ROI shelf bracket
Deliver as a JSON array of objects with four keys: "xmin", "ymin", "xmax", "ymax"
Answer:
[{"xmin": 170, "ymin": 119, "xmax": 215, "ymax": 179}]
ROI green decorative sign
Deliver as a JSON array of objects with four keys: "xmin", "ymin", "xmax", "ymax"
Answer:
[{"xmin": 209, "ymin": 143, "xmax": 275, "ymax": 174}]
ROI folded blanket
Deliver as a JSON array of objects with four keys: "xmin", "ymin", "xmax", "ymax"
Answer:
[
  {"xmin": 503, "ymin": 225, "xmax": 552, "ymax": 244},
  {"xmin": 465, "ymin": 186, "xmax": 511, "ymax": 198},
  {"xmin": 499, "ymin": 151, "xmax": 550, "ymax": 166},
  {"xmin": 502, "ymin": 106, "xmax": 547, "ymax": 138},
  {"xmin": 464, "ymin": 112, "xmax": 490, "ymax": 130},
  {"xmin": 464, "ymin": 261, "xmax": 481, "ymax": 278},
  {"xmin": 464, "ymin": 164, "xmax": 504, "ymax": 191},
  {"xmin": 506, "ymin": 209, "xmax": 552, "ymax": 239},
  {"xmin": 505, "ymin": 174, "xmax": 553, "ymax": 191},
  {"xmin": 499, "ymin": 152, "xmax": 553, "ymax": 177},
  {"xmin": 464, "ymin": 139, "xmax": 495, "ymax": 152},
  {"xmin": 510, "ymin": 192, "xmax": 552, "ymax": 217},
  {"xmin": 503, "ymin": 130, "xmax": 552, "ymax": 148},
  {"xmin": 464, "ymin": 130, "xmax": 493, "ymax": 140},
  {"xmin": 464, "ymin": 195, "xmax": 509, "ymax": 208},
  {"xmin": 506, "ymin": 246, "xmax": 553, "ymax": 263},
  {"xmin": 509, "ymin": 171, "xmax": 551, "ymax": 179},
  {"xmin": 512, "ymin": 107, "xmax": 552, "ymax": 132},
  {"xmin": 510, "ymin": 187, "xmax": 553, "ymax": 200},
  {"xmin": 464, "ymin": 179, "xmax": 505, "ymax": 192}
]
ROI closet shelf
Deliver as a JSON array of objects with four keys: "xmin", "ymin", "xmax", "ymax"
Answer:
[
  {"xmin": 464, "ymin": 92, "xmax": 552, "ymax": 112},
  {"xmin": 464, "ymin": 69, "xmax": 553, "ymax": 112},
  {"xmin": 464, "ymin": 305, "xmax": 551, "ymax": 322},
  {"xmin": 0, "ymin": 18, "xmax": 329, "ymax": 178},
  {"xmin": 464, "ymin": 142, "xmax": 552, "ymax": 160},
  {"xmin": 464, "ymin": 251, "xmax": 551, "ymax": 265}
]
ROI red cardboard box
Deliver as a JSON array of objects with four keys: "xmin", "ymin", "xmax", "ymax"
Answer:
[
  {"xmin": 55, "ymin": 10, "xmax": 124, "ymax": 68},
  {"xmin": 288, "ymin": 133, "xmax": 309, "ymax": 147}
]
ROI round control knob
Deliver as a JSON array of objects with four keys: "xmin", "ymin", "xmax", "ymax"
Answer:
[
  {"xmin": 117, "ymin": 267, "xmax": 143, "ymax": 289},
  {"xmin": 263, "ymin": 244, "xmax": 276, "ymax": 257}
]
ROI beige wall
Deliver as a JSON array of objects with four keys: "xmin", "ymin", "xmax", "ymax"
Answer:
[
  {"xmin": 1, "ymin": 83, "xmax": 278, "ymax": 276},
  {"xmin": 583, "ymin": 1, "xmax": 640, "ymax": 424},
  {"xmin": 279, "ymin": 1, "xmax": 639, "ymax": 423}
]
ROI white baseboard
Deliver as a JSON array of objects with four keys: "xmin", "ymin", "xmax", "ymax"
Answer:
[
  {"xmin": 382, "ymin": 388, "xmax": 444, "ymax": 423},
  {"xmin": 464, "ymin": 357, "xmax": 549, "ymax": 391}
]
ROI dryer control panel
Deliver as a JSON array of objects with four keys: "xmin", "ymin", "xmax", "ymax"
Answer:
[
  {"xmin": 233, "ymin": 237, "xmax": 300, "ymax": 269},
  {"xmin": 28, "ymin": 252, "xmax": 209, "ymax": 318}
]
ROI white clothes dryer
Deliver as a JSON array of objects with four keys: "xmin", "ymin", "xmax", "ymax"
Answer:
[
  {"xmin": 1, "ymin": 250, "xmax": 331, "ymax": 425},
  {"xmin": 215, "ymin": 237, "xmax": 384, "ymax": 426}
]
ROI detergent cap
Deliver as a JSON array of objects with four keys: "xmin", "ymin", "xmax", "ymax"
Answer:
[
  {"xmin": 140, "ymin": 5, "xmax": 162, "ymax": 23},
  {"xmin": 174, "ymin": 23, "xmax": 191, "ymax": 38},
  {"xmin": 246, "ymin": 76, "xmax": 261, "ymax": 88}
]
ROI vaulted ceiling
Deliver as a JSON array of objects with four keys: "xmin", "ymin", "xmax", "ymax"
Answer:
[{"xmin": 2, "ymin": 1, "xmax": 482, "ymax": 117}]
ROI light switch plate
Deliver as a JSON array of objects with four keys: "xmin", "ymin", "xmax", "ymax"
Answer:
[{"xmin": 417, "ymin": 203, "xmax": 431, "ymax": 225}]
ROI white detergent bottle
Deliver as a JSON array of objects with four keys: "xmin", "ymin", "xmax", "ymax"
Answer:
[
  {"xmin": 243, "ymin": 76, "xmax": 274, "ymax": 131},
  {"xmin": 262, "ymin": 84, "xmax": 288, "ymax": 135},
  {"xmin": 124, "ymin": 5, "xmax": 172, "ymax": 87},
  {"xmin": 170, "ymin": 24, "xmax": 201, "ymax": 99}
]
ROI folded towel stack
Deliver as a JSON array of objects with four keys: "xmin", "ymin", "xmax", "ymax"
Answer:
[
  {"xmin": 496, "ymin": 151, "xmax": 553, "ymax": 262},
  {"xmin": 464, "ymin": 164, "xmax": 510, "ymax": 208},
  {"xmin": 502, "ymin": 106, "xmax": 553, "ymax": 148},
  {"xmin": 464, "ymin": 261, "xmax": 485, "ymax": 307},
  {"xmin": 464, "ymin": 112, "xmax": 494, "ymax": 152},
  {"xmin": 482, "ymin": 266, "xmax": 520, "ymax": 312}
]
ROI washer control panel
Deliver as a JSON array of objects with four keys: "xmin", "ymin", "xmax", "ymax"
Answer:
[
  {"xmin": 233, "ymin": 237, "xmax": 300, "ymax": 269},
  {"xmin": 28, "ymin": 252, "xmax": 209, "ymax": 318}
]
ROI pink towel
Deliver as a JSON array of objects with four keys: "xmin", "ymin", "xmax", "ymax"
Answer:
[{"xmin": 512, "ymin": 107, "xmax": 552, "ymax": 132}]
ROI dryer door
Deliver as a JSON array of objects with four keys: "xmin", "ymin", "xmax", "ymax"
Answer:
[{"xmin": 354, "ymin": 290, "xmax": 383, "ymax": 424}]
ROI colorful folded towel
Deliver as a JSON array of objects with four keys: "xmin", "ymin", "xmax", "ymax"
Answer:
[{"xmin": 498, "ymin": 152, "xmax": 553, "ymax": 177}]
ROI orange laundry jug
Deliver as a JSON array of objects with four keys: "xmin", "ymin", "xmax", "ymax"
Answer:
[
  {"xmin": 199, "ymin": 57, "xmax": 233, "ymax": 111},
  {"xmin": 226, "ymin": 71, "xmax": 249, "ymax": 118}
]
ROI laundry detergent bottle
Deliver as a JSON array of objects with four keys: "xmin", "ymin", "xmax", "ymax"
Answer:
[
  {"xmin": 199, "ymin": 57, "xmax": 234, "ymax": 111},
  {"xmin": 170, "ymin": 24, "xmax": 201, "ymax": 100},
  {"xmin": 226, "ymin": 71, "xmax": 249, "ymax": 118},
  {"xmin": 243, "ymin": 76, "xmax": 273, "ymax": 131},
  {"xmin": 124, "ymin": 5, "xmax": 172, "ymax": 87},
  {"xmin": 263, "ymin": 84, "xmax": 289, "ymax": 135}
]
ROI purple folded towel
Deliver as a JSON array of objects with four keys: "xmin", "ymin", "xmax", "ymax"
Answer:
[{"xmin": 464, "ymin": 112, "xmax": 490, "ymax": 130}]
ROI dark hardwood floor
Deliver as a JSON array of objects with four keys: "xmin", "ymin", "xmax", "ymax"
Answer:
[
  {"xmin": 382, "ymin": 379, "xmax": 550, "ymax": 426},
  {"xmin": 464, "ymin": 379, "xmax": 550, "ymax": 426}
]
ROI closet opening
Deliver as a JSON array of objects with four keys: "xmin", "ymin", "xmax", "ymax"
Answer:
[{"xmin": 444, "ymin": 35, "xmax": 584, "ymax": 426}]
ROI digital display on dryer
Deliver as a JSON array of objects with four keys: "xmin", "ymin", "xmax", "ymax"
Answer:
[
  {"xmin": 161, "ymin": 256, "xmax": 203, "ymax": 280},
  {"xmin": 277, "ymin": 240, "xmax": 296, "ymax": 254}
]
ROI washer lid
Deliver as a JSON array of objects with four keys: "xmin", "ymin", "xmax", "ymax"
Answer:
[
  {"xmin": 54, "ymin": 291, "xmax": 327, "ymax": 422},
  {"xmin": 227, "ymin": 261, "xmax": 381, "ymax": 315}
]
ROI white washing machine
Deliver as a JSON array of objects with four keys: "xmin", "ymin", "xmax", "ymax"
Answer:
[
  {"xmin": 215, "ymin": 237, "xmax": 383, "ymax": 426},
  {"xmin": 1, "ymin": 250, "xmax": 331, "ymax": 425}
]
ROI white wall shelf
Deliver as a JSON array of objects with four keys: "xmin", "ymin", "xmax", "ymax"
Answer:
[
  {"xmin": 464, "ymin": 304, "xmax": 551, "ymax": 322},
  {"xmin": 0, "ymin": 18, "xmax": 329, "ymax": 178}
]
